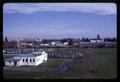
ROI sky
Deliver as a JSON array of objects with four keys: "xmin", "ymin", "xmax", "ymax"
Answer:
[{"xmin": 3, "ymin": 3, "xmax": 117, "ymax": 40}]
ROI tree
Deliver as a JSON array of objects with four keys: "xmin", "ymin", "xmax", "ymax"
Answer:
[
  {"xmin": 81, "ymin": 37, "xmax": 85, "ymax": 42},
  {"xmin": 85, "ymin": 38, "xmax": 90, "ymax": 42},
  {"xmin": 81, "ymin": 37, "xmax": 90, "ymax": 42},
  {"xmin": 42, "ymin": 39, "xmax": 49, "ymax": 43},
  {"xmin": 68, "ymin": 38, "xmax": 73, "ymax": 46},
  {"xmin": 103, "ymin": 37, "xmax": 117, "ymax": 42},
  {"xmin": 5, "ymin": 36, "xmax": 8, "ymax": 42},
  {"xmin": 60, "ymin": 38, "xmax": 68, "ymax": 43},
  {"xmin": 111, "ymin": 37, "xmax": 117, "ymax": 42},
  {"xmin": 97, "ymin": 34, "xmax": 100, "ymax": 40}
]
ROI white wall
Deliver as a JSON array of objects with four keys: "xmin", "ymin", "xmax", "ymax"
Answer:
[
  {"xmin": 90, "ymin": 40, "xmax": 96, "ymax": 43},
  {"xmin": 17, "ymin": 55, "xmax": 47, "ymax": 66},
  {"xmin": 90, "ymin": 40, "xmax": 102, "ymax": 43},
  {"xmin": 5, "ymin": 61, "xmax": 14, "ymax": 66},
  {"xmin": 19, "ymin": 57, "xmax": 28, "ymax": 65},
  {"xmin": 17, "ymin": 57, "xmax": 36, "ymax": 66},
  {"xmin": 35, "ymin": 53, "xmax": 47, "ymax": 65},
  {"xmin": 27, "ymin": 57, "xmax": 36, "ymax": 66},
  {"xmin": 16, "ymin": 61, "xmax": 21, "ymax": 66}
]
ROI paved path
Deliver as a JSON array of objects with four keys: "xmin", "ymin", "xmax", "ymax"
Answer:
[{"xmin": 57, "ymin": 59, "xmax": 73, "ymax": 73}]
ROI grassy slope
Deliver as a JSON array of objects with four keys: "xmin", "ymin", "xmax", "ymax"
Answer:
[
  {"xmin": 88, "ymin": 48, "xmax": 117, "ymax": 79},
  {"xmin": 63, "ymin": 48, "xmax": 117, "ymax": 79}
]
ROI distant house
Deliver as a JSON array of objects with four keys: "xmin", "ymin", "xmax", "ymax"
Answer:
[
  {"xmin": 72, "ymin": 40, "xmax": 80, "ymax": 47},
  {"xmin": 90, "ymin": 34, "xmax": 103, "ymax": 43},
  {"xmin": 90, "ymin": 39, "xmax": 103, "ymax": 43},
  {"xmin": 55, "ymin": 41, "xmax": 64, "ymax": 47},
  {"xmin": 16, "ymin": 38, "xmax": 42, "ymax": 48},
  {"xmin": 51, "ymin": 42, "xmax": 56, "ymax": 46},
  {"xmin": 33, "ymin": 38, "xmax": 42, "ymax": 42},
  {"xmin": 21, "ymin": 43, "xmax": 33, "ymax": 46},
  {"xmin": 64, "ymin": 42, "xmax": 69, "ymax": 46},
  {"xmin": 3, "ymin": 41, "xmax": 17, "ymax": 49},
  {"xmin": 40, "ymin": 43, "xmax": 50, "ymax": 47},
  {"xmin": 4, "ymin": 51, "xmax": 47, "ymax": 66}
]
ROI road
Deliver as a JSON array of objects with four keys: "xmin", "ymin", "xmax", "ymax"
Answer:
[{"xmin": 57, "ymin": 59, "xmax": 73, "ymax": 73}]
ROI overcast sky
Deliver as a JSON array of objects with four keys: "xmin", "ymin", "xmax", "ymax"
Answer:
[{"xmin": 3, "ymin": 3, "xmax": 116, "ymax": 40}]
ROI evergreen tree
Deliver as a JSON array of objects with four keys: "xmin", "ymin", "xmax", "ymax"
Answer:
[
  {"xmin": 5, "ymin": 36, "xmax": 8, "ymax": 42},
  {"xmin": 97, "ymin": 34, "xmax": 100, "ymax": 39},
  {"xmin": 68, "ymin": 38, "xmax": 73, "ymax": 46}
]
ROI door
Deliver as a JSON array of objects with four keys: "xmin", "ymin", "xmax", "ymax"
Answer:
[
  {"xmin": 3, "ymin": 60, "xmax": 5, "ymax": 66},
  {"xmin": 14, "ymin": 61, "xmax": 17, "ymax": 66}
]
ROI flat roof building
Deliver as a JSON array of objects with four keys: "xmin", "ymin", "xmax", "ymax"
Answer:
[{"xmin": 4, "ymin": 50, "xmax": 47, "ymax": 66}]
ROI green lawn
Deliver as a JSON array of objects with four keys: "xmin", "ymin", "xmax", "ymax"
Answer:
[
  {"xmin": 88, "ymin": 48, "xmax": 117, "ymax": 79},
  {"xmin": 38, "ymin": 59, "xmax": 64, "ymax": 68}
]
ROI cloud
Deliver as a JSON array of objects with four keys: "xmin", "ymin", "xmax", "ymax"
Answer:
[{"xmin": 3, "ymin": 3, "xmax": 116, "ymax": 15}]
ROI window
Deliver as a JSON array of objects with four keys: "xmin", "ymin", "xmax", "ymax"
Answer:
[
  {"xmin": 30, "ymin": 59, "xmax": 32, "ymax": 62},
  {"xmin": 33, "ymin": 59, "xmax": 34, "ymax": 62},
  {"xmin": 23, "ymin": 59, "xmax": 24, "ymax": 62},
  {"xmin": 26, "ymin": 59, "xmax": 28, "ymax": 62}
]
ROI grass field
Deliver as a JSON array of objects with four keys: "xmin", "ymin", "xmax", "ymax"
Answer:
[
  {"xmin": 59, "ymin": 48, "xmax": 117, "ymax": 79},
  {"xmin": 38, "ymin": 59, "xmax": 64, "ymax": 68},
  {"xmin": 3, "ymin": 48, "xmax": 117, "ymax": 79},
  {"xmin": 88, "ymin": 48, "xmax": 117, "ymax": 79}
]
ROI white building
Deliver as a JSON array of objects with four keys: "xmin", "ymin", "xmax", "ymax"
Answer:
[
  {"xmin": 54, "ymin": 41, "xmax": 64, "ymax": 47},
  {"xmin": 51, "ymin": 42, "xmax": 56, "ymax": 46},
  {"xmin": 56, "ymin": 43, "xmax": 64, "ymax": 47},
  {"xmin": 33, "ymin": 38, "xmax": 42, "ymax": 42},
  {"xmin": 90, "ymin": 39, "xmax": 103, "ymax": 43},
  {"xmin": 4, "ymin": 51, "xmax": 47, "ymax": 66},
  {"xmin": 40, "ymin": 43, "xmax": 50, "ymax": 47},
  {"xmin": 64, "ymin": 42, "xmax": 69, "ymax": 46},
  {"xmin": 3, "ymin": 50, "xmax": 5, "ymax": 54}
]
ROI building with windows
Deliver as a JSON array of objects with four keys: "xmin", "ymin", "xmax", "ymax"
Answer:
[
  {"xmin": 90, "ymin": 39, "xmax": 103, "ymax": 43},
  {"xmin": 4, "ymin": 51, "xmax": 47, "ymax": 66}
]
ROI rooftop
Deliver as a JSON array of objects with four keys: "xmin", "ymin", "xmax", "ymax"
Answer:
[
  {"xmin": 4, "ymin": 57, "xmax": 20, "ymax": 61},
  {"xmin": 4, "ymin": 51, "xmax": 45, "ymax": 59}
]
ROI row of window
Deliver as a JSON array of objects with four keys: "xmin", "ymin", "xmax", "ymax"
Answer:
[
  {"xmin": 8, "ymin": 59, "xmax": 35, "ymax": 63},
  {"xmin": 23, "ymin": 59, "xmax": 35, "ymax": 62}
]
